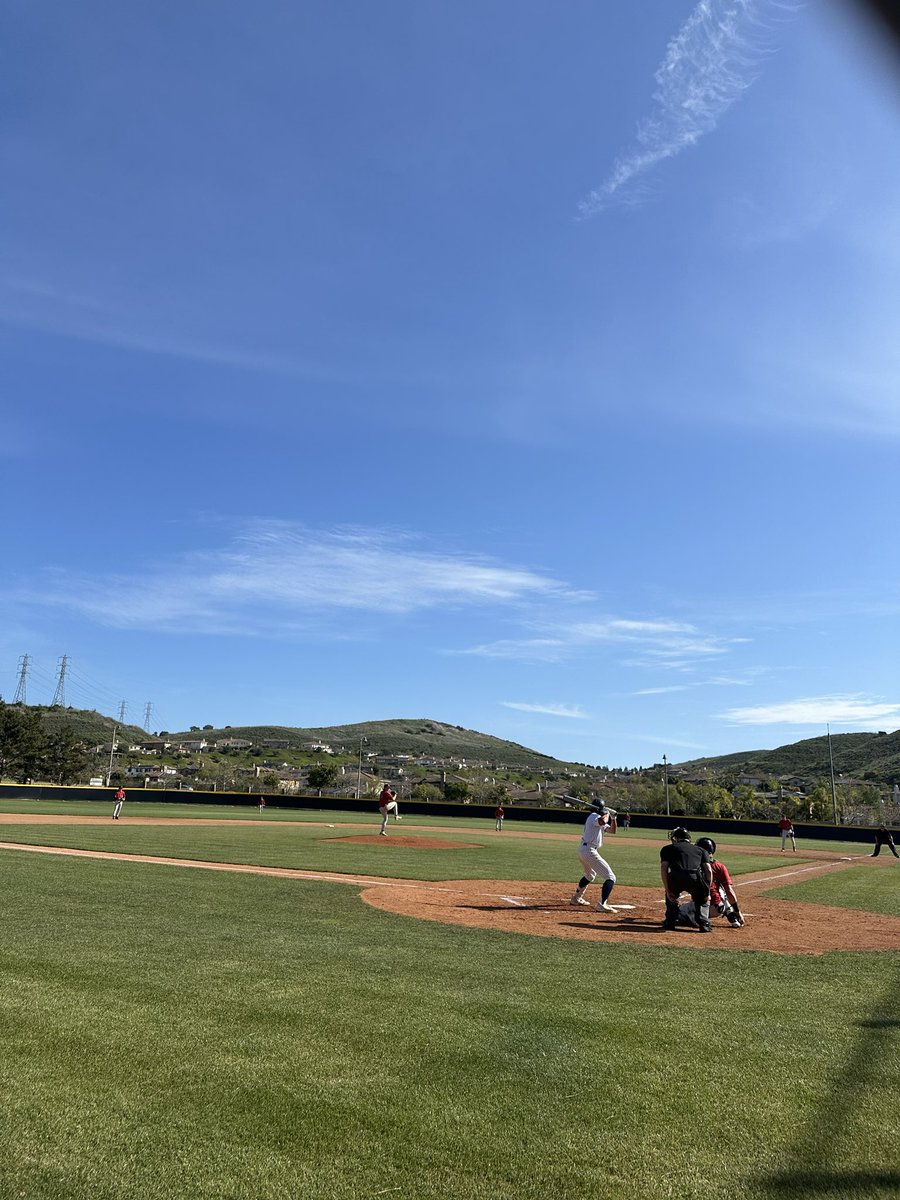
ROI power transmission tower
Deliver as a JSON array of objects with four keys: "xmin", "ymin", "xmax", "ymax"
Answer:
[
  {"xmin": 117, "ymin": 700, "xmax": 128, "ymax": 724},
  {"xmin": 143, "ymin": 701, "xmax": 153, "ymax": 732},
  {"xmin": 13, "ymin": 655, "xmax": 30, "ymax": 704},
  {"xmin": 51, "ymin": 655, "xmax": 69, "ymax": 707}
]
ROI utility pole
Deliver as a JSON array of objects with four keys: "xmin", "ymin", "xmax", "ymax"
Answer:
[
  {"xmin": 13, "ymin": 655, "xmax": 29, "ymax": 704},
  {"xmin": 106, "ymin": 725, "xmax": 118, "ymax": 785},
  {"xmin": 827, "ymin": 724, "xmax": 839, "ymax": 826},
  {"xmin": 143, "ymin": 702, "xmax": 153, "ymax": 732},
  {"xmin": 356, "ymin": 735, "xmax": 368, "ymax": 799},
  {"xmin": 662, "ymin": 753, "xmax": 670, "ymax": 818},
  {"xmin": 51, "ymin": 654, "xmax": 69, "ymax": 707}
]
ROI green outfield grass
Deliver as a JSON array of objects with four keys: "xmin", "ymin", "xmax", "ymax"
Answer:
[
  {"xmin": 0, "ymin": 815, "xmax": 798, "ymax": 887},
  {"xmin": 0, "ymin": 846, "xmax": 896, "ymax": 1200},
  {"xmin": 0, "ymin": 795, "xmax": 879, "ymax": 855}
]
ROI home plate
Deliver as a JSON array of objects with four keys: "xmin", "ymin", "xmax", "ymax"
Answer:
[{"xmin": 607, "ymin": 903, "xmax": 636, "ymax": 910}]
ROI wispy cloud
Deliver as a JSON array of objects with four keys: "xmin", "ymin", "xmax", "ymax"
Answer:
[
  {"xmin": 461, "ymin": 617, "xmax": 736, "ymax": 667},
  {"xmin": 10, "ymin": 523, "xmax": 580, "ymax": 635},
  {"xmin": 501, "ymin": 701, "xmax": 590, "ymax": 719},
  {"xmin": 0, "ymin": 276, "xmax": 303, "ymax": 375},
  {"xmin": 580, "ymin": 0, "xmax": 791, "ymax": 215},
  {"xmin": 719, "ymin": 693, "xmax": 900, "ymax": 728},
  {"xmin": 633, "ymin": 685, "xmax": 691, "ymax": 695},
  {"xmin": 451, "ymin": 638, "xmax": 568, "ymax": 662}
]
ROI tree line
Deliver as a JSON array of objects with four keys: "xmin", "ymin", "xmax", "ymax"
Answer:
[{"xmin": 0, "ymin": 702, "xmax": 89, "ymax": 785}]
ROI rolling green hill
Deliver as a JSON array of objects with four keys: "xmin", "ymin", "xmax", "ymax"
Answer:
[
  {"xmin": 14, "ymin": 706, "xmax": 900, "ymax": 786},
  {"xmin": 676, "ymin": 728, "xmax": 900, "ymax": 784},
  {"xmin": 168, "ymin": 718, "xmax": 569, "ymax": 770},
  {"xmin": 25, "ymin": 705, "xmax": 148, "ymax": 747}
]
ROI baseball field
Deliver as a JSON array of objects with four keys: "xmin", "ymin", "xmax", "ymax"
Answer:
[{"xmin": 0, "ymin": 800, "xmax": 897, "ymax": 1200}]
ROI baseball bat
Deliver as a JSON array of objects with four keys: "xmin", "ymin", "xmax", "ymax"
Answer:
[{"xmin": 560, "ymin": 794, "xmax": 618, "ymax": 816}]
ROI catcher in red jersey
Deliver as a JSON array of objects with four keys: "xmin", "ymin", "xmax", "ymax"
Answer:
[{"xmin": 696, "ymin": 837, "xmax": 744, "ymax": 927}]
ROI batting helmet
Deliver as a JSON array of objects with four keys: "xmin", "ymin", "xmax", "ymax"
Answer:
[
  {"xmin": 697, "ymin": 836, "xmax": 717, "ymax": 855},
  {"xmin": 670, "ymin": 826, "xmax": 691, "ymax": 842}
]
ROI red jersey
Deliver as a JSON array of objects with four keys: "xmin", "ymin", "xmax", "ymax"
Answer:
[
  {"xmin": 114, "ymin": 789, "xmax": 125, "ymax": 801},
  {"xmin": 709, "ymin": 860, "xmax": 734, "ymax": 907},
  {"xmin": 778, "ymin": 818, "xmax": 793, "ymax": 832},
  {"xmin": 379, "ymin": 788, "xmax": 395, "ymax": 808},
  {"xmin": 495, "ymin": 807, "xmax": 505, "ymax": 818}
]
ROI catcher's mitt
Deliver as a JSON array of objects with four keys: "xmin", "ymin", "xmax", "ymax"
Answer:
[{"xmin": 727, "ymin": 909, "xmax": 744, "ymax": 928}]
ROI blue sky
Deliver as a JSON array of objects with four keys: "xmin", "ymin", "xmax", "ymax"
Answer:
[{"xmin": 2, "ymin": 0, "xmax": 899, "ymax": 767}]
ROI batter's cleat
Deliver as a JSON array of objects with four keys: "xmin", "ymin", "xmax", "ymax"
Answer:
[
  {"xmin": 570, "ymin": 895, "xmax": 589, "ymax": 906},
  {"xmin": 595, "ymin": 901, "xmax": 615, "ymax": 913},
  {"xmin": 379, "ymin": 830, "xmax": 387, "ymax": 837}
]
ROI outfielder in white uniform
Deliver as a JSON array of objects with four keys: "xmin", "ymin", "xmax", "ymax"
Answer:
[{"xmin": 571, "ymin": 806, "xmax": 618, "ymax": 912}]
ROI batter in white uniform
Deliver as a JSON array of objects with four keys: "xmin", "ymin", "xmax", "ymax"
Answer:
[{"xmin": 570, "ymin": 805, "xmax": 618, "ymax": 913}]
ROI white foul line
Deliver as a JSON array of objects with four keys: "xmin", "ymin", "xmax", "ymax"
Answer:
[{"xmin": 737, "ymin": 856, "xmax": 868, "ymax": 889}]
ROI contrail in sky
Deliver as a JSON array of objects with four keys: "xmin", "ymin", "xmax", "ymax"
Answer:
[{"xmin": 580, "ymin": 0, "xmax": 795, "ymax": 215}]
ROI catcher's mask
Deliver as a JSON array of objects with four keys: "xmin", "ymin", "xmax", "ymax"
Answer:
[
  {"xmin": 696, "ymin": 837, "xmax": 716, "ymax": 855},
  {"xmin": 670, "ymin": 826, "xmax": 691, "ymax": 842}
]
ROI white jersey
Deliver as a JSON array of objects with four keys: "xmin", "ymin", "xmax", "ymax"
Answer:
[{"xmin": 581, "ymin": 812, "xmax": 610, "ymax": 850}]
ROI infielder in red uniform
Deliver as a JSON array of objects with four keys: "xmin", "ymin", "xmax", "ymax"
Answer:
[{"xmin": 778, "ymin": 815, "xmax": 796, "ymax": 852}]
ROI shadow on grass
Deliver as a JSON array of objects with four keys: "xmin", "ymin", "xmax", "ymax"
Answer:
[
  {"xmin": 752, "ymin": 964, "xmax": 900, "ymax": 1197},
  {"xmin": 761, "ymin": 1169, "xmax": 900, "ymax": 1196}
]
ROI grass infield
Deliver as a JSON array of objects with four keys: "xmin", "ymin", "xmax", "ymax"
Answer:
[{"xmin": 0, "ymin": 809, "xmax": 897, "ymax": 1199}]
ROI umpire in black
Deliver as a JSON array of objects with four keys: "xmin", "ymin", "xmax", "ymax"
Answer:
[{"xmin": 660, "ymin": 828, "xmax": 713, "ymax": 932}]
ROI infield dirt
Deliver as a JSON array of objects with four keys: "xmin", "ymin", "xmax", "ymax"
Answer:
[{"xmin": 1, "ymin": 815, "xmax": 896, "ymax": 955}]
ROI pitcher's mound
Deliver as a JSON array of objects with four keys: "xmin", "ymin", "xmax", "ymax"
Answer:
[{"xmin": 330, "ymin": 835, "xmax": 480, "ymax": 850}]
